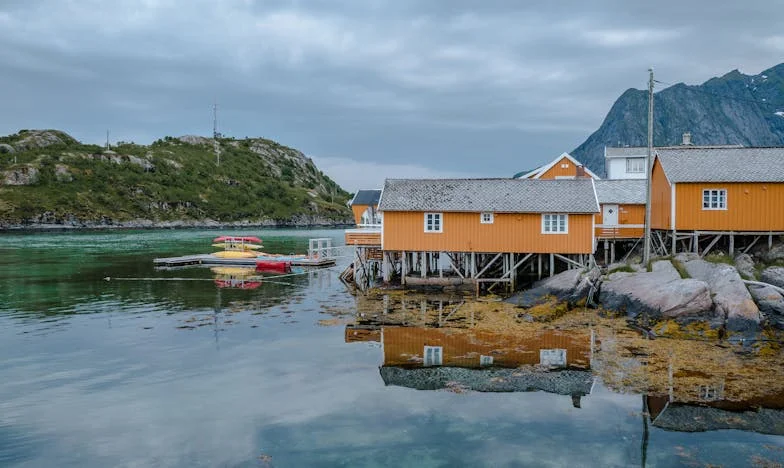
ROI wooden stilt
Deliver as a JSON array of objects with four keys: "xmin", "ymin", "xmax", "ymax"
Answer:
[
  {"xmin": 401, "ymin": 251, "xmax": 407, "ymax": 285},
  {"xmin": 471, "ymin": 252, "xmax": 477, "ymax": 278},
  {"xmin": 549, "ymin": 253, "xmax": 555, "ymax": 277},
  {"xmin": 693, "ymin": 232, "xmax": 699, "ymax": 254},
  {"xmin": 729, "ymin": 234, "xmax": 735, "ymax": 256},
  {"xmin": 421, "ymin": 252, "xmax": 426, "ymax": 278},
  {"xmin": 610, "ymin": 242, "xmax": 615, "ymax": 264},
  {"xmin": 702, "ymin": 235, "xmax": 722, "ymax": 257},
  {"xmin": 672, "ymin": 230, "xmax": 677, "ymax": 255},
  {"xmin": 769, "ymin": 233, "xmax": 774, "ymax": 249},
  {"xmin": 538, "ymin": 254, "xmax": 542, "ymax": 280},
  {"xmin": 603, "ymin": 240, "xmax": 609, "ymax": 265}
]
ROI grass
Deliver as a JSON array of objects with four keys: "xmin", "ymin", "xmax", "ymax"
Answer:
[
  {"xmin": 608, "ymin": 265, "xmax": 635, "ymax": 274},
  {"xmin": 704, "ymin": 253, "xmax": 734, "ymax": 265},
  {"xmin": 0, "ymin": 130, "xmax": 352, "ymax": 224},
  {"xmin": 671, "ymin": 258, "xmax": 691, "ymax": 279}
]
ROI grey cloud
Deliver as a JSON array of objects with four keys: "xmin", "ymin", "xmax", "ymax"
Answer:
[{"xmin": 0, "ymin": 0, "xmax": 781, "ymax": 190}]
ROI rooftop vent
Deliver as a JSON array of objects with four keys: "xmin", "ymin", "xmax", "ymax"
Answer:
[{"xmin": 682, "ymin": 132, "xmax": 693, "ymax": 146}]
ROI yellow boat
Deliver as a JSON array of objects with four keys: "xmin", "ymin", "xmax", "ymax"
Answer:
[
  {"xmin": 212, "ymin": 243, "xmax": 262, "ymax": 250},
  {"xmin": 212, "ymin": 250, "xmax": 257, "ymax": 259},
  {"xmin": 210, "ymin": 267, "xmax": 257, "ymax": 277}
]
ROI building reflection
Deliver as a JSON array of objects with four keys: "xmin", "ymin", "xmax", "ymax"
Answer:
[{"xmin": 346, "ymin": 319, "xmax": 595, "ymax": 407}]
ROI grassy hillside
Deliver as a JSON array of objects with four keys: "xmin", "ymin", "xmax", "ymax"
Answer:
[{"xmin": 0, "ymin": 130, "xmax": 352, "ymax": 226}]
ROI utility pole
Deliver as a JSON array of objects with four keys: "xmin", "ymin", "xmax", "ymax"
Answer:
[
  {"xmin": 105, "ymin": 130, "xmax": 110, "ymax": 151},
  {"xmin": 643, "ymin": 68, "xmax": 654, "ymax": 265},
  {"xmin": 213, "ymin": 102, "xmax": 221, "ymax": 166}
]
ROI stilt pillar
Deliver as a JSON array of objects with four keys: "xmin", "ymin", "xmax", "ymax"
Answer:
[
  {"xmin": 729, "ymin": 234, "xmax": 735, "ymax": 256},
  {"xmin": 549, "ymin": 253, "xmax": 555, "ymax": 277},
  {"xmin": 538, "ymin": 254, "xmax": 542, "ymax": 280},
  {"xmin": 672, "ymin": 230, "xmax": 677, "ymax": 256}
]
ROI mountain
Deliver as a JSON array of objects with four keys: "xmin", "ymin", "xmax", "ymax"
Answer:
[
  {"xmin": 571, "ymin": 63, "xmax": 784, "ymax": 176},
  {"xmin": 0, "ymin": 130, "xmax": 352, "ymax": 228}
]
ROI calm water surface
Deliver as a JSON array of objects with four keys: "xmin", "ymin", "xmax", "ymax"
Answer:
[{"xmin": 0, "ymin": 229, "xmax": 782, "ymax": 467}]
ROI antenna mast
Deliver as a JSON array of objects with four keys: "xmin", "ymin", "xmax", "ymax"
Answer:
[{"xmin": 213, "ymin": 102, "xmax": 221, "ymax": 166}]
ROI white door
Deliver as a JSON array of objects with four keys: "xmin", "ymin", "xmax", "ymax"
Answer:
[{"xmin": 603, "ymin": 204, "xmax": 619, "ymax": 226}]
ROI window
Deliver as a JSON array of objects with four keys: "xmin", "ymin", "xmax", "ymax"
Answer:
[
  {"xmin": 540, "ymin": 349, "xmax": 567, "ymax": 367},
  {"xmin": 424, "ymin": 212, "xmax": 442, "ymax": 232},
  {"xmin": 423, "ymin": 346, "xmax": 443, "ymax": 366},
  {"xmin": 479, "ymin": 355, "xmax": 494, "ymax": 367},
  {"xmin": 702, "ymin": 189, "xmax": 727, "ymax": 210},
  {"xmin": 480, "ymin": 212, "xmax": 494, "ymax": 224},
  {"xmin": 560, "ymin": 162, "xmax": 569, "ymax": 168},
  {"xmin": 542, "ymin": 214, "xmax": 568, "ymax": 234},
  {"xmin": 626, "ymin": 157, "xmax": 646, "ymax": 173}
]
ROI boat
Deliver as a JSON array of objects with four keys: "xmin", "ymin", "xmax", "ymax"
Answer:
[
  {"xmin": 213, "ymin": 250, "xmax": 257, "ymax": 259},
  {"xmin": 256, "ymin": 260, "xmax": 292, "ymax": 273},
  {"xmin": 212, "ymin": 243, "xmax": 262, "ymax": 250},
  {"xmin": 213, "ymin": 236, "xmax": 262, "ymax": 244}
]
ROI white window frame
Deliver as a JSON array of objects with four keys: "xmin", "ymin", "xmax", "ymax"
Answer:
[
  {"xmin": 626, "ymin": 157, "xmax": 646, "ymax": 173},
  {"xmin": 479, "ymin": 355, "xmax": 493, "ymax": 366},
  {"xmin": 702, "ymin": 189, "xmax": 727, "ymax": 210},
  {"xmin": 541, "ymin": 214, "xmax": 568, "ymax": 234},
  {"xmin": 560, "ymin": 162, "xmax": 569, "ymax": 168},
  {"xmin": 480, "ymin": 212, "xmax": 494, "ymax": 224},
  {"xmin": 423, "ymin": 346, "xmax": 443, "ymax": 366},
  {"xmin": 424, "ymin": 212, "xmax": 443, "ymax": 233},
  {"xmin": 540, "ymin": 349, "xmax": 567, "ymax": 367}
]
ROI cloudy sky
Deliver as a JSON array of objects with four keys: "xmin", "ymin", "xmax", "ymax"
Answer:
[{"xmin": 1, "ymin": 0, "xmax": 782, "ymax": 191}]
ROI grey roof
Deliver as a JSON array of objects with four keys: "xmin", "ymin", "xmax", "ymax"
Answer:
[
  {"xmin": 594, "ymin": 180, "xmax": 646, "ymax": 204},
  {"xmin": 378, "ymin": 178, "xmax": 599, "ymax": 213},
  {"xmin": 605, "ymin": 145, "xmax": 743, "ymax": 159},
  {"xmin": 351, "ymin": 189, "xmax": 381, "ymax": 206},
  {"xmin": 379, "ymin": 366, "xmax": 594, "ymax": 394},
  {"xmin": 657, "ymin": 147, "xmax": 784, "ymax": 183}
]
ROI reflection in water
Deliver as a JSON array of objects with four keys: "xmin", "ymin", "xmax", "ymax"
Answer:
[
  {"xmin": 346, "ymin": 293, "xmax": 784, "ymax": 439},
  {"xmin": 1, "ymin": 229, "xmax": 784, "ymax": 467}
]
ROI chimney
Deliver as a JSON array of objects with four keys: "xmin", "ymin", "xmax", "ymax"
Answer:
[
  {"xmin": 576, "ymin": 165, "xmax": 588, "ymax": 178},
  {"xmin": 682, "ymin": 132, "xmax": 692, "ymax": 146}
]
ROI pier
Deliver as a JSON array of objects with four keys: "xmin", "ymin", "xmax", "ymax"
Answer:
[{"xmin": 153, "ymin": 238, "xmax": 338, "ymax": 268}]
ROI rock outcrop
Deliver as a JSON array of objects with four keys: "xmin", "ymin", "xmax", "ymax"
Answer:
[
  {"xmin": 761, "ymin": 267, "xmax": 784, "ymax": 289},
  {"xmin": 734, "ymin": 253, "xmax": 757, "ymax": 280},
  {"xmin": 505, "ymin": 268, "xmax": 598, "ymax": 308},
  {"xmin": 2, "ymin": 165, "xmax": 39, "ymax": 185},
  {"xmin": 598, "ymin": 260, "xmax": 714, "ymax": 322},
  {"xmin": 748, "ymin": 284, "xmax": 784, "ymax": 329},
  {"xmin": 763, "ymin": 242, "xmax": 784, "ymax": 263},
  {"xmin": 682, "ymin": 259, "xmax": 761, "ymax": 332},
  {"xmin": 0, "ymin": 143, "xmax": 15, "ymax": 154}
]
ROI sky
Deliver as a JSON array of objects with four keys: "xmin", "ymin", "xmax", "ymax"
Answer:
[{"xmin": 0, "ymin": 0, "xmax": 782, "ymax": 192}]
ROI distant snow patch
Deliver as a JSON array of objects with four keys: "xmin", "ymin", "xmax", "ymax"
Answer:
[
  {"xmin": 775, "ymin": 111, "xmax": 784, "ymax": 118},
  {"xmin": 762, "ymin": 75, "xmax": 768, "ymax": 79}
]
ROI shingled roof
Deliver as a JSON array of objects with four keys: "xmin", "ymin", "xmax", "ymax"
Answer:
[
  {"xmin": 605, "ymin": 145, "xmax": 743, "ymax": 159},
  {"xmin": 378, "ymin": 178, "xmax": 599, "ymax": 213},
  {"xmin": 350, "ymin": 189, "xmax": 382, "ymax": 206},
  {"xmin": 656, "ymin": 147, "xmax": 784, "ymax": 183},
  {"xmin": 594, "ymin": 179, "xmax": 646, "ymax": 204}
]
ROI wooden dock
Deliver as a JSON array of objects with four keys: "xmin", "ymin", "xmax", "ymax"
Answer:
[{"xmin": 153, "ymin": 254, "xmax": 336, "ymax": 268}]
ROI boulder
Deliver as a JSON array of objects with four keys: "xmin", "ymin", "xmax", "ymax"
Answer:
[
  {"xmin": 748, "ymin": 284, "xmax": 784, "ymax": 329},
  {"xmin": 599, "ymin": 260, "xmax": 714, "ymax": 322},
  {"xmin": 683, "ymin": 259, "xmax": 761, "ymax": 332},
  {"xmin": 763, "ymin": 242, "xmax": 784, "ymax": 263},
  {"xmin": 761, "ymin": 267, "xmax": 784, "ymax": 289},
  {"xmin": 0, "ymin": 143, "xmax": 15, "ymax": 154},
  {"xmin": 506, "ymin": 268, "xmax": 591, "ymax": 307},
  {"xmin": 734, "ymin": 253, "xmax": 757, "ymax": 280}
]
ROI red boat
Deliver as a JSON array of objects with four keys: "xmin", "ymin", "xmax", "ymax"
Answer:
[
  {"xmin": 256, "ymin": 260, "xmax": 292, "ymax": 274},
  {"xmin": 213, "ymin": 235, "xmax": 262, "ymax": 244}
]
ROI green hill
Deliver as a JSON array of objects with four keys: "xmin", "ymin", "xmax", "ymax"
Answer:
[{"xmin": 0, "ymin": 130, "xmax": 352, "ymax": 228}]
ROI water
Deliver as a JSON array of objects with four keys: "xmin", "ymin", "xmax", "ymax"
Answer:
[{"xmin": 0, "ymin": 229, "xmax": 782, "ymax": 467}]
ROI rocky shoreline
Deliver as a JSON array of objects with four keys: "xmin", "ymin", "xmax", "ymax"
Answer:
[
  {"xmin": 507, "ymin": 247, "xmax": 784, "ymax": 336},
  {"xmin": 0, "ymin": 215, "xmax": 353, "ymax": 231}
]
